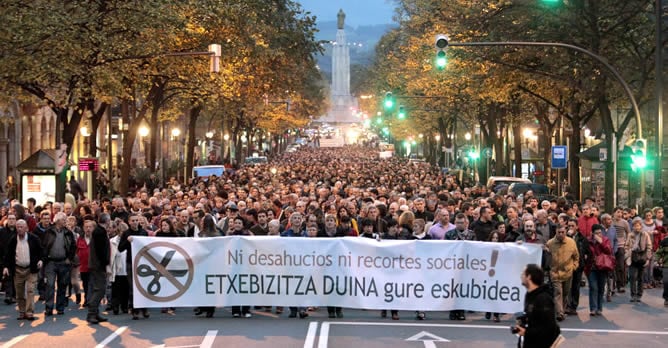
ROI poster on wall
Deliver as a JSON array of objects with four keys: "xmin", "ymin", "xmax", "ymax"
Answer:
[{"xmin": 21, "ymin": 175, "xmax": 56, "ymax": 207}]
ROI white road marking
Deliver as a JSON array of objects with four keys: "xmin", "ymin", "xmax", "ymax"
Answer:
[
  {"xmin": 405, "ymin": 330, "xmax": 451, "ymax": 347},
  {"xmin": 200, "ymin": 330, "xmax": 217, "ymax": 348},
  {"xmin": 95, "ymin": 326, "xmax": 128, "ymax": 348},
  {"xmin": 317, "ymin": 321, "xmax": 668, "ymax": 348},
  {"xmin": 317, "ymin": 322, "xmax": 330, "ymax": 348},
  {"xmin": 304, "ymin": 322, "xmax": 319, "ymax": 348},
  {"xmin": 2, "ymin": 335, "xmax": 28, "ymax": 348},
  {"xmin": 150, "ymin": 330, "xmax": 218, "ymax": 348}
]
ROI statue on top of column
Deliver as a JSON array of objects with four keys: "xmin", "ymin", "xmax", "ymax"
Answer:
[{"xmin": 337, "ymin": 9, "xmax": 345, "ymax": 29}]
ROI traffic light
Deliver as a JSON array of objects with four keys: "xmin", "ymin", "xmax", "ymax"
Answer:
[
  {"xmin": 435, "ymin": 34, "xmax": 448, "ymax": 70},
  {"xmin": 468, "ymin": 149, "xmax": 480, "ymax": 160},
  {"xmin": 375, "ymin": 116, "xmax": 383, "ymax": 125},
  {"xmin": 397, "ymin": 105, "xmax": 406, "ymax": 120},
  {"xmin": 630, "ymin": 138, "xmax": 647, "ymax": 171},
  {"xmin": 384, "ymin": 92, "xmax": 395, "ymax": 110}
]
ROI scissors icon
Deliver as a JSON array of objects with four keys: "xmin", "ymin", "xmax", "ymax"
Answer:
[{"xmin": 137, "ymin": 250, "xmax": 188, "ymax": 295}]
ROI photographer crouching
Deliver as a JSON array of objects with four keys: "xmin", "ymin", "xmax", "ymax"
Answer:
[{"xmin": 514, "ymin": 264, "xmax": 565, "ymax": 348}]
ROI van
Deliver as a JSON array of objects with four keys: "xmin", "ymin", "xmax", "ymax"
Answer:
[
  {"xmin": 486, "ymin": 176, "xmax": 531, "ymax": 192},
  {"xmin": 192, "ymin": 165, "xmax": 229, "ymax": 180}
]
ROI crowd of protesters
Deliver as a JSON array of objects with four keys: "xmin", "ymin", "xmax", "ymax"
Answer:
[{"xmin": 0, "ymin": 144, "xmax": 667, "ymax": 324}]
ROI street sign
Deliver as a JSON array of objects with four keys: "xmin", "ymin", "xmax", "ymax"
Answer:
[
  {"xmin": 551, "ymin": 145, "xmax": 567, "ymax": 169},
  {"xmin": 599, "ymin": 148, "xmax": 608, "ymax": 161},
  {"xmin": 482, "ymin": 147, "xmax": 492, "ymax": 159},
  {"xmin": 78, "ymin": 157, "xmax": 99, "ymax": 172}
]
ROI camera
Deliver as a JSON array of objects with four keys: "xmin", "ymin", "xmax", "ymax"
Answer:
[{"xmin": 510, "ymin": 314, "xmax": 527, "ymax": 334}]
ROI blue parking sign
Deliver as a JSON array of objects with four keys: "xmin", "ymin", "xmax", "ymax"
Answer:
[{"xmin": 551, "ymin": 145, "xmax": 567, "ymax": 169}]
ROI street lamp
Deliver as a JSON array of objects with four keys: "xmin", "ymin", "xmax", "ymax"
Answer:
[
  {"xmin": 138, "ymin": 126, "xmax": 149, "ymax": 167},
  {"xmin": 464, "ymin": 132, "xmax": 472, "ymax": 141},
  {"xmin": 171, "ymin": 128, "xmax": 181, "ymax": 138}
]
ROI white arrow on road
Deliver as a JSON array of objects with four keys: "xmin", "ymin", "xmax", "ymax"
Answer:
[{"xmin": 405, "ymin": 331, "xmax": 450, "ymax": 348}]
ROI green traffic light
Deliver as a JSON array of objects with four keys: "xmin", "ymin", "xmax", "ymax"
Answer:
[
  {"xmin": 398, "ymin": 106, "xmax": 406, "ymax": 120},
  {"xmin": 436, "ymin": 51, "xmax": 447, "ymax": 69},
  {"xmin": 468, "ymin": 151, "xmax": 479, "ymax": 160},
  {"xmin": 384, "ymin": 92, "xmax": 395, "ymax": 110},
  {"xmin": 376, "ymin": 117, "xmax": 383, "ymax": 125},
  {"xmin": 631, "ymin": 153, "xmax": 646, "ymax": 170}
]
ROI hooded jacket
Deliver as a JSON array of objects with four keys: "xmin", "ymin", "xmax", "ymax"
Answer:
[{"xmin": 522, "ymin": 284, "xmax": 561, "ymax": 348}]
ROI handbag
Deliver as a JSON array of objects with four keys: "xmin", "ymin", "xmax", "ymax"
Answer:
[
  {"xmin": 594, "ymin": 253, "xmax": 615, "ymax": 271},
  {"xmin": 631, "ymin": 232, "xmax": 647, "ymax": 266},
  {"xmin": 631, "ymin": 249, "xmax": 647, "ymax": 266}
]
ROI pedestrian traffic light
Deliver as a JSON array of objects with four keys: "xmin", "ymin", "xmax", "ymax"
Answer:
[
  {"xmin": 384, "ymin": 92, "xmax": 395, "ymax": 111},
  {"xmin": 397, "ymin": 105, "xmax": 406, "ymax": 120},
  {"xmin": 630, "ymin": 138, "xmax": 647, "ymax": 171},
  {"xmin": 435, "ymin": 34, "xmax": 448, "ymax": 70}
]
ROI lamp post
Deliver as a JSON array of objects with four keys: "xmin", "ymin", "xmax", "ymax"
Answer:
[
  {"xmin": 205, "ymin": 131, "xmax": 214, "ymax": 164},
  {"xmin": 171, "ymin": 127, "xmax": 181, "ymax": 181},
  {"xmin": 139, "ymin": 126, "xmax": 149, "ymax": 167},
  {"xmin": 79, "ymin": 122, "xmax": 92, "ymax": 200},
  {"xmin": 435, "ymin": 134, "xmax": 442, "ymax": 167}
]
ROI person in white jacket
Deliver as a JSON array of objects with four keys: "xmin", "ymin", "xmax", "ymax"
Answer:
[{"xmin": 109, "ymin": 219, "xmax": 129, "ymax": 315}]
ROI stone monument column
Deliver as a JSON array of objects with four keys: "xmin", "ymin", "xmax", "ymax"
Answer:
[{"xmin": 332, "ymin": 9, "xmax": 350, "ymax": 103}]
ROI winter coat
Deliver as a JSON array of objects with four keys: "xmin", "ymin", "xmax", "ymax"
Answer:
[{"xmin": 546, "ymin": 236, "xmax": 579, "ymax": 282}]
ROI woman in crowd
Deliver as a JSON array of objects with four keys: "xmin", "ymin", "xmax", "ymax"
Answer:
[
  {"xmin": 66, "ymin": 215, "xmax": 83, "ymax": 306},
  {"xmin": 485, "ymin": 230, "xmax": 503, "ymax": 322},
  {"xmin": 156, "ymin": 218, "xmax": 179, "ymax": 314},
  {"xmin": 109, "ymin": 220, "xmax": 129, "ymax": 315},
  {"xmin": 337, "ymin": 206, "xmax": 358, "ymax": 235},
  {"xmin": 397, "ymin": 211, "xmax": 415, "ymax": 240},
  {"xmin": 626, "ymin": 217, "xmax": 652, "ymax": 303},
  {"xmin": 585, "ymin": 224, "xmax": 613, "ymax": 316},
  {"xmin": 195, "ymin": 214, "xmax": 221, "ymax": 318},
  {"xmin": 640, "ymin": 209, "xmax": 657, "ymax": 289},
  {"xmin": 75, "ymin": 217, "xmax": 92, "ymax": 307}
]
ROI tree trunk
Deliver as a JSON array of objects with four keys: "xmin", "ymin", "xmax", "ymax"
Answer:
[
  {"xmin": 512, "ymin": 121, "xmax": 522, "ymax": 178},
  {"xmin": 185, "ymin": 105, "xmax": 202, "ymax": 184},
  {"xmin": 567, "ymin": 117, "xmax": 582, "ymax": 199}
]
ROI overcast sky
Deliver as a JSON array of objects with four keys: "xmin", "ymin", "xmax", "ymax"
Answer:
[{"xmin": 297, "ymin": 0, "xmax": 396, "ymax": 27}]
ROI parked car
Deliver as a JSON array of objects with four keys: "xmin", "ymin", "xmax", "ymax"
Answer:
[
  {"xmin": 486, "ymin": 176, "xmax": 531, "ymax": 192},
  {"xmin": 508, "ymin": 183, "xmax": 555, "ymax": 202},
  {"xmin": 244, "ymin": 156, "xmax": 268, "ymax": 165}
]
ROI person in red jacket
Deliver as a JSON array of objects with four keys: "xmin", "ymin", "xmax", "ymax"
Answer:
[
  {"xmin": 585, "ymin": 224, "xmax": 613, "ymax": 316},
  {"xmin": 577, "ymin": 204, "xmax": 599, "ymax": 239},
  {"xmin": 76, "ymin": 223, "xmax": 92, "ymax": 307}
]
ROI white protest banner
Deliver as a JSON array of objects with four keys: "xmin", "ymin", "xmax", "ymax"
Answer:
[{"xmin": 130, "ymin": 236, "xmax": 542, "ymax": 313}]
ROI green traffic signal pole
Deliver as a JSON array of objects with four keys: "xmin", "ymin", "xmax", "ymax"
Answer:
[
  {"xmin": 447, "ymin": 40, "xmax": 644, "ymax": 207},
  {"xmin": 447, "ymin": 41, "xmax": 642, "ymax": 138}
]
